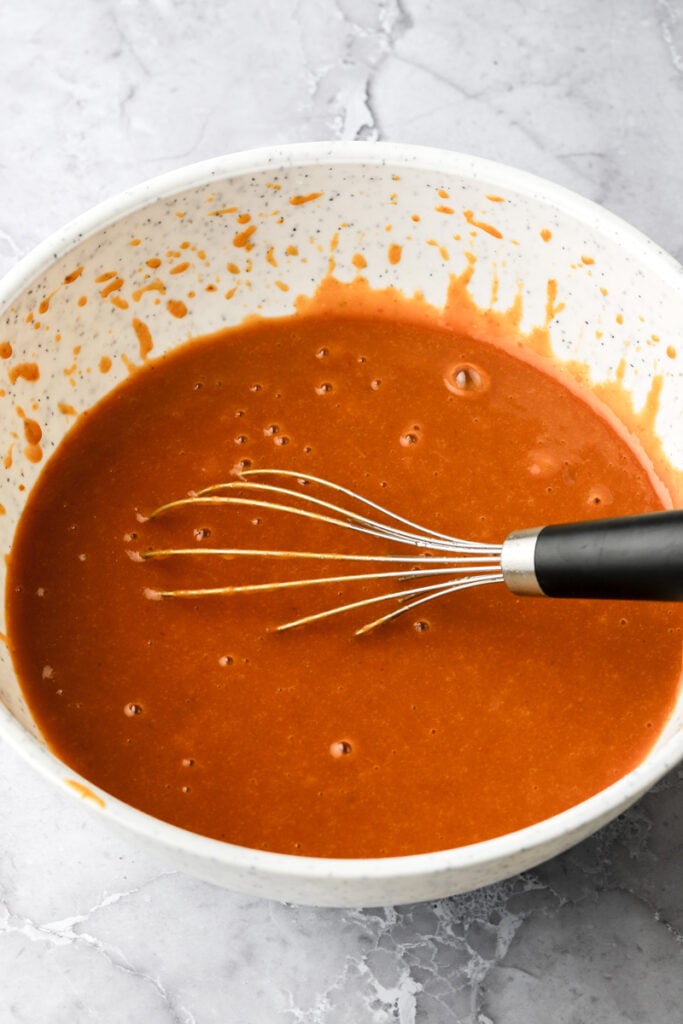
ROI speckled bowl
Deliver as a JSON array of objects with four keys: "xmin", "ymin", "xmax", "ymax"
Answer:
[{"xmin": 0, "ymin": 142, "xmax": 681, "ymax": 907}]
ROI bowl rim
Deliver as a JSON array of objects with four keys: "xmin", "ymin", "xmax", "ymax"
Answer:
[
  {"xmin": 1, "ymin": 139, "xmax": 682, "ymax": 888},
  {"xmin": 3, "ymin": 139, "xmax": 683, "ymax": 307}
]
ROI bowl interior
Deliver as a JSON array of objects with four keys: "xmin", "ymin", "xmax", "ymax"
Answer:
[{"xmin": 1, "ymin": 143, "xmax": 682, "ymax": 866}]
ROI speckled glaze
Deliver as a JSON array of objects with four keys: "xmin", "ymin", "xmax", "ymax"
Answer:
[{"xmin": 0, "ymin": 142, "xmax": 681, "ymax": 907}]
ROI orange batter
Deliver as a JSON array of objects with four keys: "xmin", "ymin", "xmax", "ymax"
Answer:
[{"xmin": 5, "ymin": 304, "xmax": 682, "ymax": 857}]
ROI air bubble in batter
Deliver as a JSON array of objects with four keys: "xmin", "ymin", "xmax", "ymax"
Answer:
[
  {"xmin": 444, "ymin": 362, "xmax": 490, "ymax": 396},
  {"xmin": 330, "ymin": 740, "xmax": 353, "ymax": 758}
]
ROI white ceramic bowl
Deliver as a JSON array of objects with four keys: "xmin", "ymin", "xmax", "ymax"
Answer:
[{"xmin": 1, "ymin": 142, "xmax": 681, "ymax": 907}]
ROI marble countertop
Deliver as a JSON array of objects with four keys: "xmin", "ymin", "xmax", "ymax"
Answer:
[{"xmin": 1, "ymin": 1, "xmax": 682, "ymax": 1020}]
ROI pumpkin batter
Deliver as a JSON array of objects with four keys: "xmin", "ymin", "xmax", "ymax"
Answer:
[{"xmin": 6, "ymin": 306, "xmax": 682, "ymax": 857}]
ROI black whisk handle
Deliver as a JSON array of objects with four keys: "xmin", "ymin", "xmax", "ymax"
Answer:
[{"xmin": 503, "ymin": 510, "xmax": 683, "ymax": 601}]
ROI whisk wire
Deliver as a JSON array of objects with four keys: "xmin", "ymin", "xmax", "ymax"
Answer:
[
  {"xmin": 235, "ymin": 469, "xmax": 497, "ymax": 550},
  {"xmin": 148, "ymin": 477, "xmax": 500, "ymax": 555},
  {"xmin": 353, "ymin": 573, "xmax": 505, "ymax": 636},
  {"xmin": 140, "ymin": 469, "xmax": 506, "ymax": 633},
  {"xmin": 147, "ymin": 563, "xmax": 502, "ymax": 600}
]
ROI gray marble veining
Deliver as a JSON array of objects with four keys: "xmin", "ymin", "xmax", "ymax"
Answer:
[{"xmin": 1, "ymin": 0, "xmax": 682, "ymax": 1020}]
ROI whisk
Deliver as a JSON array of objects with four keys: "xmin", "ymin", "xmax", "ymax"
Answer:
[{"xmin": 138, "ymin": 469, "xmax": 683, "ymax": 635}]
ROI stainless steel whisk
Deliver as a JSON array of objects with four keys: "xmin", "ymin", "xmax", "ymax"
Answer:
[{"xmin": 138, "ymin": 469, "xmax": 683, "ymax": 635}]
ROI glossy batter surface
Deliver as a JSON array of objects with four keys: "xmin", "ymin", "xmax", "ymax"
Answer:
[{"xmin": 6, "ymin": 313, "xmax": 682, "ymax": 857}]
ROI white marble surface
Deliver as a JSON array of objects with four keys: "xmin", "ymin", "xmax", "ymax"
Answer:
[{"xmin": 1, "ymin": 0, "xmax": 683, "ymax": 1020}]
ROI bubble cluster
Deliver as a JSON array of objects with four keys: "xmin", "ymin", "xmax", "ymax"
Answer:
[{"xmin": 400, "ymin": 425, "xmax": 422, "ymax": 448}]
